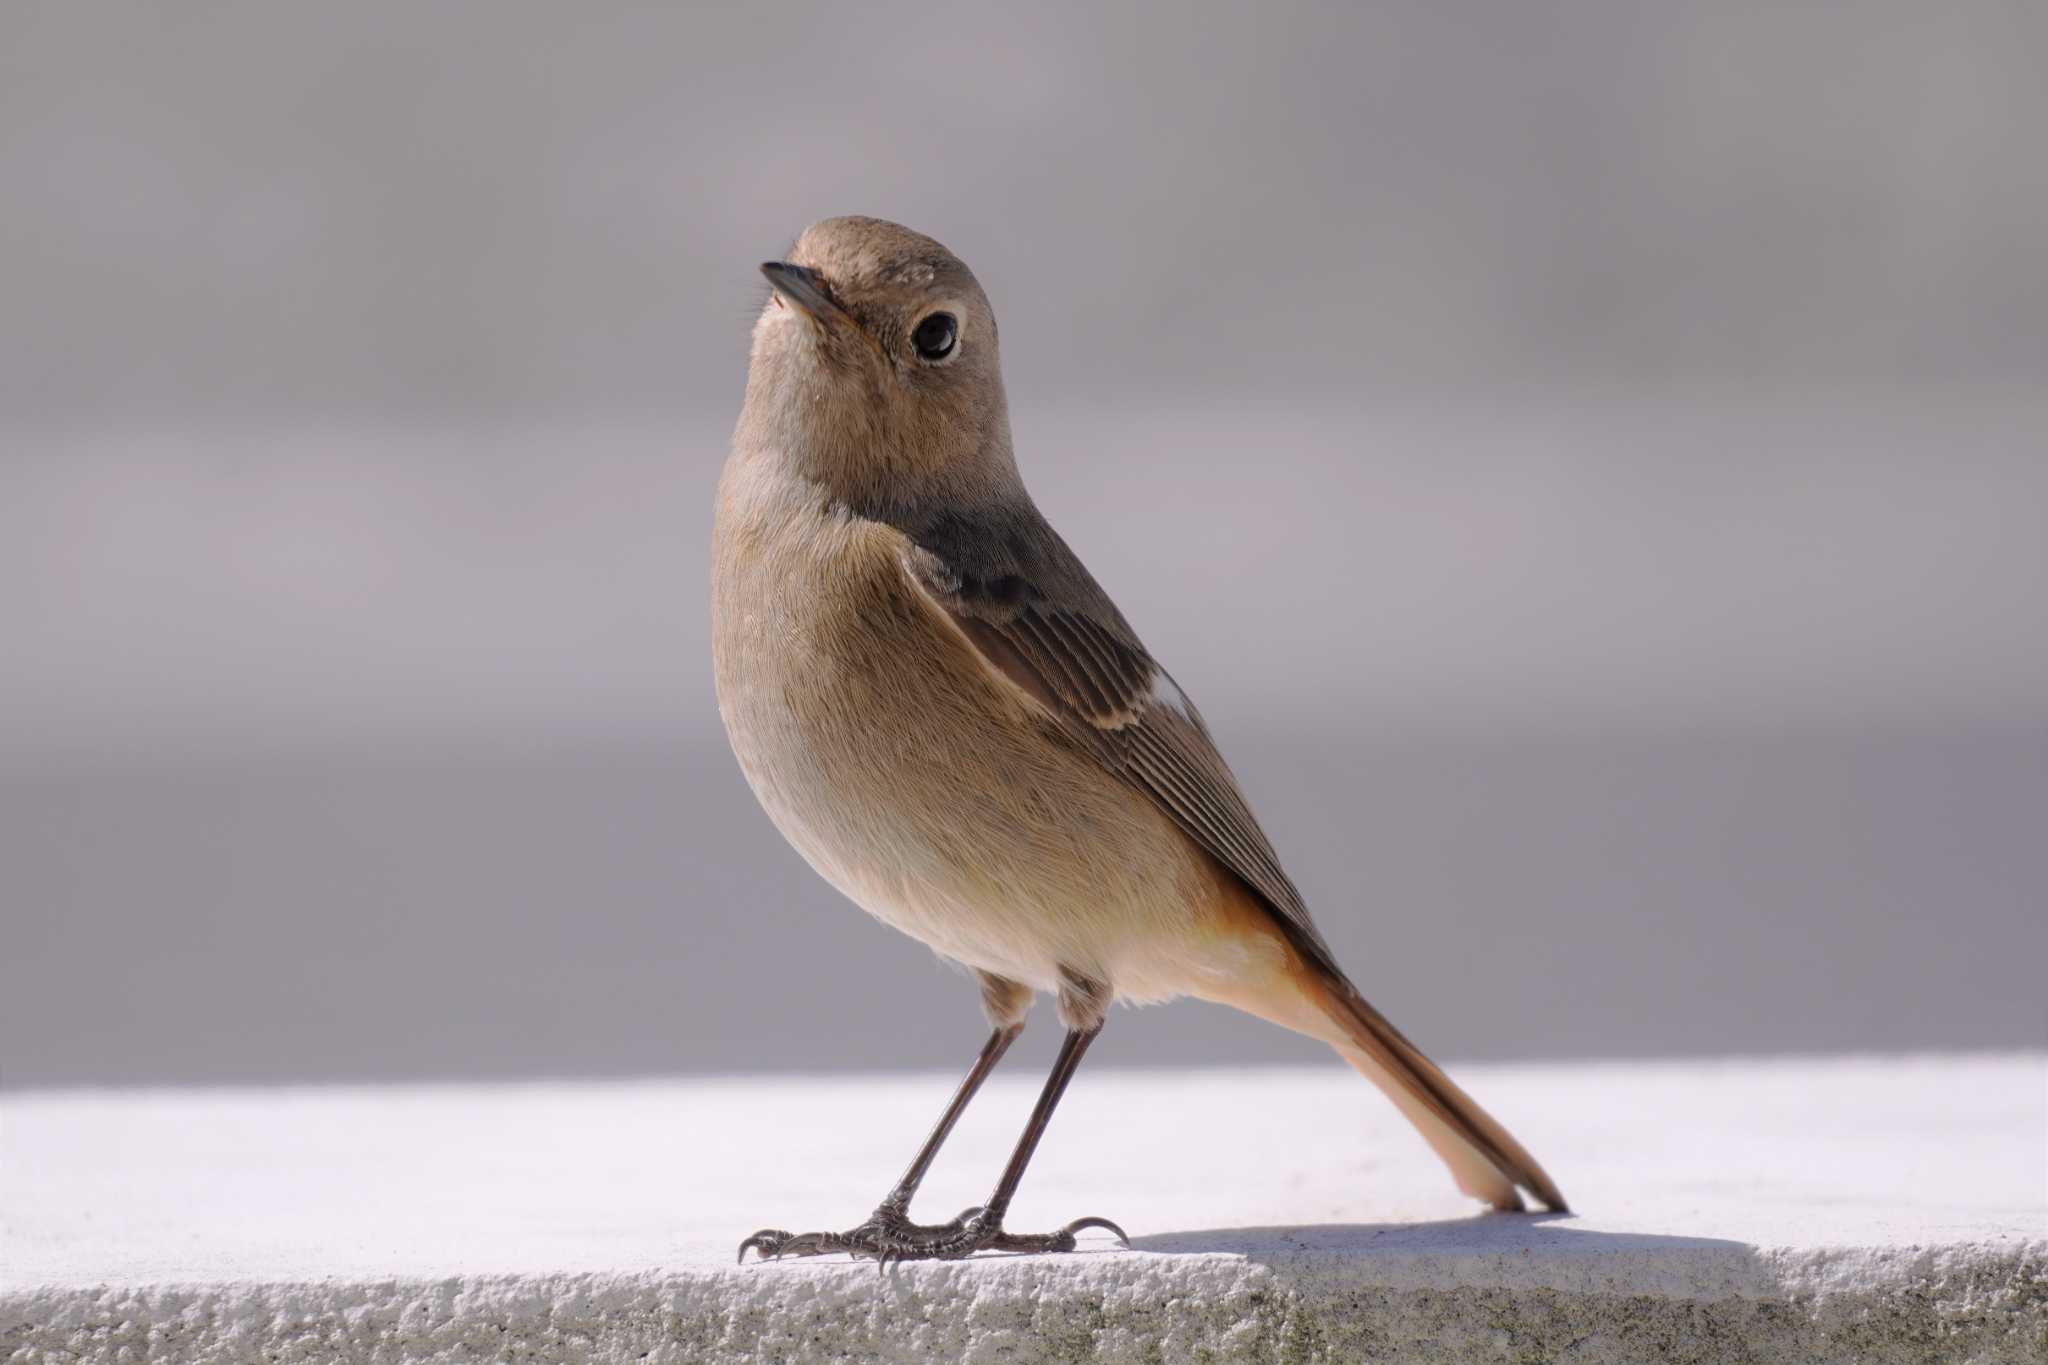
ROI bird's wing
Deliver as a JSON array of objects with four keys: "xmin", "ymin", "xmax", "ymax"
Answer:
[
  {"xmin": 889, "ymin": 498, "xmax": 1570, "ymax": 1214},
  {"xmin": 889, "ymin": 501, "xmax": 1341, "ymax": 975}
]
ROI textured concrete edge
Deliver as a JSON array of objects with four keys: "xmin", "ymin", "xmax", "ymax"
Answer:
[{"xmin": 5, "ymin": 1246, "xmax": 2043, "ymax": 1365}]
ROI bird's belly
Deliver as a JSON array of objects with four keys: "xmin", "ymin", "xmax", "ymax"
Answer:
[{"xmin": 712, "ymin": 517, "xmax": 1231, "ymax": 997}]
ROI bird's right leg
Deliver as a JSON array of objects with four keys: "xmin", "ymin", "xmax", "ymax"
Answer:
[{"xmin": 738, "ymin": 973, "xmax": 1029, "ymax": 1264}]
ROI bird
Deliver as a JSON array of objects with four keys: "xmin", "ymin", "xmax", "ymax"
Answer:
[{"xmin": 713, "ymin": 215, "xmax": 1566, "ymax": 1263}]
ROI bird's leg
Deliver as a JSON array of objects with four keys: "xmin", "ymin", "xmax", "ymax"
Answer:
[
  {"xmin": 738, "ymin": 974, "xmax": 1030, "ymax": 1264},
  {"xmin": 743, "ymin": 969, "xmax": 1128, "ymax": 1264},
  {"xmin": 870, "ymin": 1023, "xmax": 1018, "ymax": 1222},
  {"xmin": 919, "ymin": 1016, "xmax": 1128, "ymax": 1257}
]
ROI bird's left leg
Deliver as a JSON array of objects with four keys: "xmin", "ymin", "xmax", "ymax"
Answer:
[
  {"xmin": 738, "ymin": 972, "xmax": 1031, "ymax": 1263},
  {"xmin": 908, "ymin": 968, "xmax": 1128, "ymax": 1260}
]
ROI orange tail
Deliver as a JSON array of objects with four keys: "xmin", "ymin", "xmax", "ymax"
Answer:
[
  {"xmin": 1193, "ymin": 881, "xmax": 1568, "ymax": 1212},
  {"xmin": 1304, "ymin": 969, "xmax": 1568, "ymax": 1212}
]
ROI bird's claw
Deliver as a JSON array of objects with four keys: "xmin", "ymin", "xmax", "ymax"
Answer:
[
  {"xmin": 736, "ymin": 1206, "xmax": 1128, "ymax": 1265},
  {"xmin": 1061, "ymin": 1214, "xmax": 1131, "ymax": 1246},
  {"xmin": 736, "ymin": 1206, "xmax": 976, "ymax": 1265},
  {"xmin": 960, "ymin": 1209, "xmax": 1131, "ymax": 1256},
  {"xmin": 736, "ymin": 1229, "xmax": 794, "ymax": 1264}
]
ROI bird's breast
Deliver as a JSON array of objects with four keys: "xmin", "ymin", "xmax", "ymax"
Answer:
[{"xmin": 708, "ymin": 451, "xmax": 1234, "ymax": 997}]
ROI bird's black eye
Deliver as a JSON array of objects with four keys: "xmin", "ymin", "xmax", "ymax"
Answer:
[{"xmin": 911, "ymin": 311, "xmax": 957, "ymax": 362}]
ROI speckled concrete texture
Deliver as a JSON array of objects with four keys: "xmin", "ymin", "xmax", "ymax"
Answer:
[{"xmin": 5, "ymin": 1055, "xmax": 2043, "ymax": 1362}]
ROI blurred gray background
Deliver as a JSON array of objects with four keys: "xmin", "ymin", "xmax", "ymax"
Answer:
[{"xmin": 4, "ymin": 1, "xmax": 2043, "ymax": 1088}]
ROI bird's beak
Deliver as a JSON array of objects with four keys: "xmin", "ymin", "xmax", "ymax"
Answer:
[{"xmin": 760, "ymin": 261, "xmax": 853, "ymax": 328}]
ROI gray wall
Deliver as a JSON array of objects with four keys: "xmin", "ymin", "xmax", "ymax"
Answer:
[{"xmin": 4, "ymin": 2, "xmax": 2043, "ymax": 1087}]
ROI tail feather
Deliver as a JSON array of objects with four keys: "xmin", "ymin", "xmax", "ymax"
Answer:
[
  {"xmin": 1186, "ymin": 863, "xmax": 1568, "ymax": 1213},
  {"xmin": 1310, "ymin": 972, "xmax": 1569, "ymax": 1213}
]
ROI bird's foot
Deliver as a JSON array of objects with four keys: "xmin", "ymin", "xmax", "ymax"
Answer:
[
  {"xmin": 926, "ymin": 1207, "xmax": 1129, "ymax": 1260},
  {"xmin": 738, "ymin": 1205, "xmax": 1127, "ymax": 1265},
  {"xmin": 737, "ymin": 1204, "xmax": 977, "ymax": 1265}
]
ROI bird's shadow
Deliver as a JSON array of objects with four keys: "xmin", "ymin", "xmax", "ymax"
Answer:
[{"xmin": 1131, "ymin": 1214, "xmax": 1751, "ymax": 1263}]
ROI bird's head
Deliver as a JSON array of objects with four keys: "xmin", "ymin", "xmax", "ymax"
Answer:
[{"xmin": 740, "ymin": 216, "xmax": 1015, "ymax": 499}]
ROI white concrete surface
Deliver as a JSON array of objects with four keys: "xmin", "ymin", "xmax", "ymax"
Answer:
[{"xmin": 4, "ymin": 1054, "xmax": 2043, "ymax": 1362}]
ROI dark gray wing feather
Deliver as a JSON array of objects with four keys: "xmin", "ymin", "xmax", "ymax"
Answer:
[{"xmin": 882, "ymin": 496, "xmax": 1341, "ymax": 974}]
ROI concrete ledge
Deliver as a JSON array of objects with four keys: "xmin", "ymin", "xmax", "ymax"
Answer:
[{"xmin": 5, "ymin": 1055, "xmax": 2043, "ymax": 1362}]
